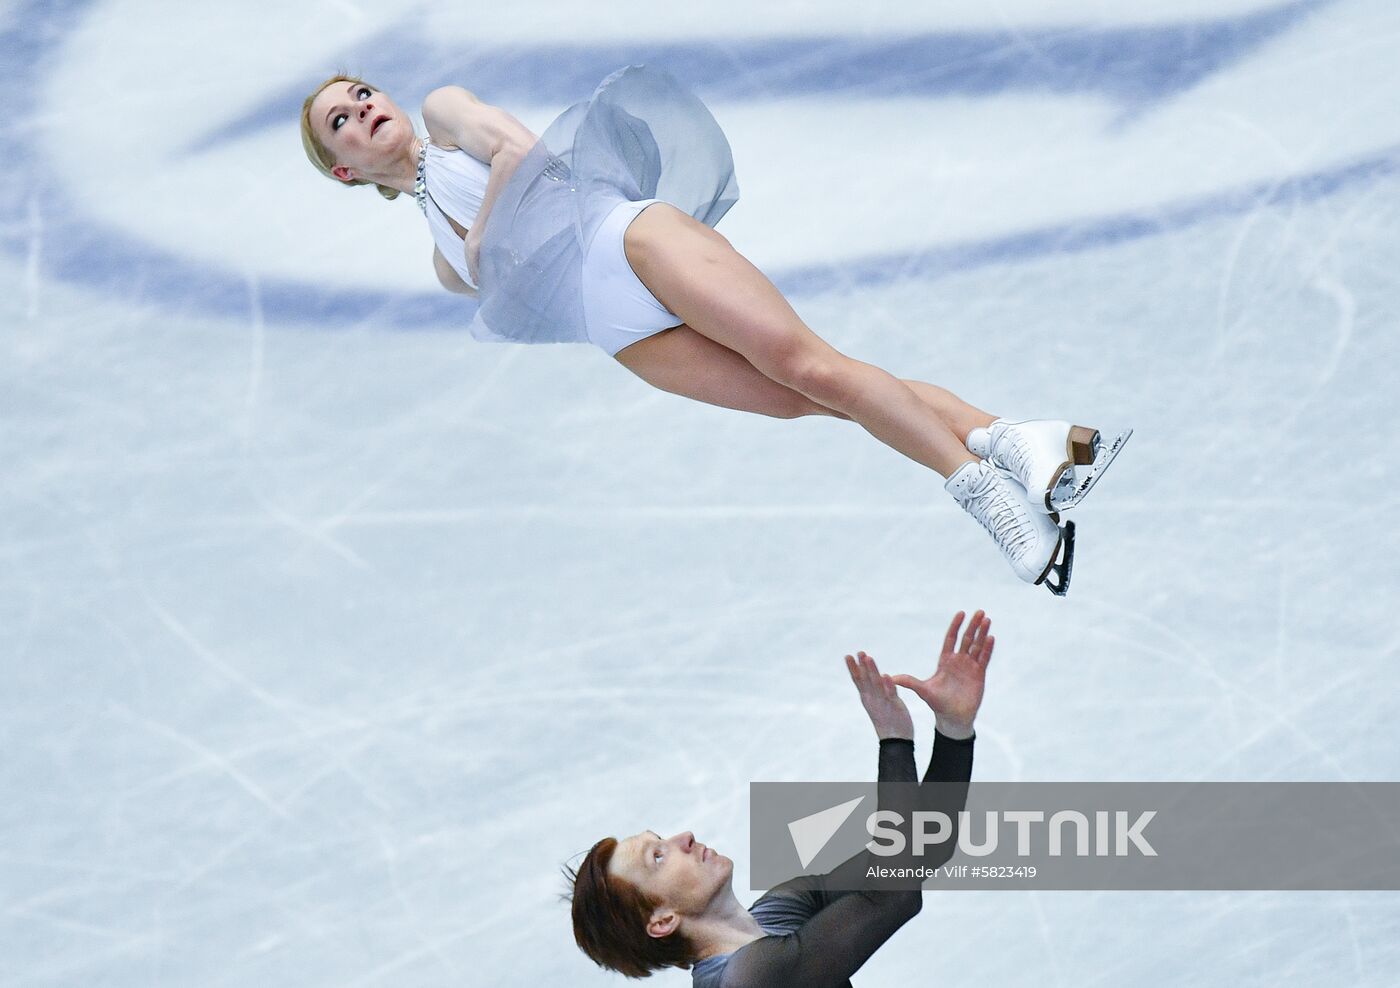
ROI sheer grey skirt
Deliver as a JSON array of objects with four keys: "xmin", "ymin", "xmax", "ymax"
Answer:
[{"xmin": 469, "ymin": 65, "xmax": 740, "ymax": 346}]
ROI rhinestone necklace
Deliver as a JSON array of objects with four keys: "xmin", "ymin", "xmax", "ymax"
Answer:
[{"xmin": 413, "ymin": 139, "xmax": 430, "ymax": 213}]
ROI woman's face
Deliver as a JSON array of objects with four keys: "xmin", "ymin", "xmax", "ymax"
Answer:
[
  {"xmin": 308, "ymin": 80, "xmax": 413, "ymax": 183},
  {"xmin": 609, "ymin": 830, "xmax": 733, "ymax": 934}
]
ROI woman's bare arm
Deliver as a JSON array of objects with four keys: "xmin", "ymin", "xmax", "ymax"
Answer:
[
  {"xmin": 422, "ymin": 86, "xmax": 538, "ymax": 283},
  {"xmin": 432, "ymin": 246, "xmax": 478, "ymax": 297}
]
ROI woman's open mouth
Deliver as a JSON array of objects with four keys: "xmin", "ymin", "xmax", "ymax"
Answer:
[{"xmin": 371, "ymin": 114, "xmax": 390, "ymax": 136}]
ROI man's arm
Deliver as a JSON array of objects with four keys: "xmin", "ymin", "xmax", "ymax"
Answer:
[
  {"xmin": 723, "ymin": 736, "xmax": 923, "ymax": 987},
  {"xmin": 723, "ymin": 623, "xmax": 991, "ymax": 985},
  {"xmin": 890, "ymin": 610, "xmax": 991, "ymax": 871}
]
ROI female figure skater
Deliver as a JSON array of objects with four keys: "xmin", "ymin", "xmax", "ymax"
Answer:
[
  {"xmin": 564, "ymin": 609, "xmax": 993, "ymax": 984},
  {"xmin": 300, "ymin": 66, "xmax": 1131, "ymax": 593}
]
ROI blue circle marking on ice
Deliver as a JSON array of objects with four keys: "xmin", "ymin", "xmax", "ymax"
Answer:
[{"xmin": 4, "ymin": 0, "xmax": 1397, "ymax": 330}]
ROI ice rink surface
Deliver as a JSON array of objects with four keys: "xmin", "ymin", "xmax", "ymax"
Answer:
[{"xmin": 3, "ymin": 0, "xmax": 1399, "ymax": 984}]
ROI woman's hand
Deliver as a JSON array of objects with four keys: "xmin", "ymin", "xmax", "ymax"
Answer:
[
  {"xmin": 890, "ymin": 611, "xmax": 993, "ymax": 740},
  {"xmin": 464, "ymin": 228, "xmax": 483, "ymax": 287},
  {"xmin": 422, "ymin": 87, "xmax": 533, "ymax": 291},
  {"xmin": 846, "ymin": 651, "xmax": 914, "ymax": 742}
]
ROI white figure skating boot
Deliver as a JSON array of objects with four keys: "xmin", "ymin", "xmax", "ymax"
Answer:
[
  {"xmin": 966, "ymin": 419, "xmax": 1132, "ymax": 514},
  {"xmin": 945, "ymin": 460, "xmax": 1074, "ymax": 595}
]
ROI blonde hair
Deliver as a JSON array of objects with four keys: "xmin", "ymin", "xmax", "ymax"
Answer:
[{"xmin": 300, "ymin": 73, "xmax": 400, "ymax": 201}]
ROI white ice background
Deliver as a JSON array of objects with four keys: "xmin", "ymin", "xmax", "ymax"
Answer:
[{"xmin": 2, "ymin": 0, "xmax": 1399, "ymax": 984}]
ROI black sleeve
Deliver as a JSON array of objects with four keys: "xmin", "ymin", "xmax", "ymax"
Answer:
[
  {"xmin": 918, "ymin": 730, "xmax": 976, "ymax": 870},
  {"xmin": 719, "ymin": 733, "xmax": 976, "ymax": 988}
]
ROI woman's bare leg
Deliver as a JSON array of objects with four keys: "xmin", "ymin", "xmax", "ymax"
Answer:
[
  {"xmin": 625, "ymin": 204, "xmax": 982, "ymax": 477},
  {"xmin": 899, "ymin": 381, "xmax": 995, "ymax": 443},
  {"xmin": 615, "ymin": 324, "xmax": 849, "ymax": 420},
  {"xmin": 615, "ymin": 328, "xmax": 990, "ymax": 443}
]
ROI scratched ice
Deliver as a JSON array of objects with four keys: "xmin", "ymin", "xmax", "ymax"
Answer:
[{"xmin": 2, "ymin": 0, "xmax": 1398, "ymax": 985}]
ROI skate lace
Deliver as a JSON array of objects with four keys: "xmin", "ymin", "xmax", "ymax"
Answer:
[
  {"xmin": 968, "ymin": 473, "xmax": 1034, "ymax": 559},
  {"xmin": 997, "ymin": 429, "xmax": 1035, "ymax": 487}
]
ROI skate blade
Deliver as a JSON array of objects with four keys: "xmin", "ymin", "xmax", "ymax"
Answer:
[
  {"xmin": 1049, "ymin": 428, "xmax": 1133, "ymax": 512},
  {"xmin": 1039, "ymin": 519, "xmax": 1075, "ymax": 597}
]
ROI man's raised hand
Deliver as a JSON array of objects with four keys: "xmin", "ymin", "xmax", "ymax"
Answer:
[
  {"xmin": 890, "ymin": 610, "xmax": 993, "ymax": 740},
  {"xmin": 846, "ymin": 651, "xmax": 915, "ymax": 742}
]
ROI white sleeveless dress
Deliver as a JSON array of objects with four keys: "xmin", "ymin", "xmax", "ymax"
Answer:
[{"xmin": 419, "ymin": 65, "xmax": 740, "ymax": 354}]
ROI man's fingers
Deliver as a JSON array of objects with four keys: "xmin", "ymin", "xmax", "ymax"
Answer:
[
  {"xmin": 858, "ymin": 651, "xmax": 880, "ymax": 691},
  {"xmin": 960, "ymin": 609, "xmax": 985, "ymax": 653},
  {"xmin": 942, "ymin": 611, "xmax": 964, "ymax": 656},
  {"xmin": 971, "ymin": 616, "xmax": 990, "ymax": 657}
]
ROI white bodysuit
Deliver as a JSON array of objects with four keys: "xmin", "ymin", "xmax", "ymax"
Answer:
[{"xmin": 420, "ymin": 141, "xmax": 682, "ymax": 355}]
